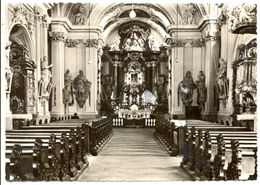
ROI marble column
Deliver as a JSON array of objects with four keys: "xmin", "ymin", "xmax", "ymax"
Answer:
[{"xmin": 49, "ymin": 31, "xmax": 66, "ymax": 120}]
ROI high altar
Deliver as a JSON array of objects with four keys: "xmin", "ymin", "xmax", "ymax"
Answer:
[{"xmin": 100, "ymin": 22, "xmax": 168, "ymax": 126}]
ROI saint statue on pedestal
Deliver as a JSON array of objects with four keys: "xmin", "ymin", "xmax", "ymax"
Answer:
[{"xmin": 39, "ymin": 56, "xmax": 52, "ymax": 97}]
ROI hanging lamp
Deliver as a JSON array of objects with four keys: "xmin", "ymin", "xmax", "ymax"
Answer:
[{"xmin": 129, "ymin": 4, "xmax": 136, "ymax": 18}]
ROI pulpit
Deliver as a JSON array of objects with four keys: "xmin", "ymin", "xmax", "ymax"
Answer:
[{"xmin": 231, "ymin": 38, "xmax": 257, "ymax": 131}]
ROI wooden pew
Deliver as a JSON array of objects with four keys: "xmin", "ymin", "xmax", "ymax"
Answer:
[
  {"xmin": 5, "ymin": 117, "xmax": 114, "ymax": 181},
  {"xmin": 5, "ymin": 124, "xmax": 90, "ymax": 181},
  {"xmin": 89, "ymin": 117, "xmax": 114, "ymax": 156},
  {"xmin": 180, "ymin": 126, "xmax": 257, "ymax": 181}
]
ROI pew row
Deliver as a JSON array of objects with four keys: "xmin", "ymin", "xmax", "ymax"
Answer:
[
  {"xmin": 5, "ymin": 117, "xmax": 114, "ymax": 181},
  {"xmin": 180, "ymin": 126, "xmax": 257, "ymax": 181}
]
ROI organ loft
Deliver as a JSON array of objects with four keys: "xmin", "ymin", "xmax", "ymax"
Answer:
[{"xmin": 2, "ymin": 2, "xmax": 258, "ymax": 182}]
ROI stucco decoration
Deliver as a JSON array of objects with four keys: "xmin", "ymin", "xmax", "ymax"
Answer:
[
  {"xmin": 71, "ymin": 3, "xmax": 93, "ymax": 25},
  {"xmin": 229, "ymin": 4, "xmax": 257, "ymax": 34},
  {"xmin": 181, "ymin": 3, "xmax": 197, "ymax": 25}
]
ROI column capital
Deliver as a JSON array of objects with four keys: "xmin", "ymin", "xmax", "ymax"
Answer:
[
  {"xmin": 49, "ymin": 31, "xmax": 67, "ymax": 42},
  {"xmin": 205, "ymin": 31, "xmax": 221, "ymax": 42}
]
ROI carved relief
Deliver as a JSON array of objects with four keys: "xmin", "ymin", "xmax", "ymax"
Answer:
[
  {"xmin": 65, "ymin": 39, "xmax": 80, "ymax": 47},
  {"xmin": 168, "ymin": 38, "xmax": 205, "ymax": 48},
  {"xmin": 49, "ymin": 32, "xmax": 67, "ymax": 42},
  {"xmin": 82, "ymin": 39, "xmax": 98, "ymax": 48},
  {"xmin": 182, "ymin": 3, "xmax": 197, "ymax": 25},
  {"xmin": 73, "ymin": 70, "xmax": 92, "ymax": 108},
  {"xmin": 72, "ymin": 3, "xmax": 92, "ymax": 25},
  {"xmin": 229, "ymin": 4, "xmax": 257, "ymax": 34}
]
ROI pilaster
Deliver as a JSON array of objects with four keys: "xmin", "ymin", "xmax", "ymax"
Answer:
[
  {"xmin": 49, "ymin": 31, "xmax": 67, "ymax": 119},
  {"xmin": 201, "ymin": 20, "xmax": 220, "ymax": 121}
]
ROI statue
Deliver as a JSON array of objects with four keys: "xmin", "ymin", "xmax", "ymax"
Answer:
[
  {"xmin": 73, "ymin": 70, "xmax": 92, "ymax": 108},
  {"xmin": 39, "ymin": 56, "xmax": 52, "ymax": 96},
  {"xmin": 215, "ymin": 58, "xmax": 228, "ymax": 96},
  {"xmin": 148, "ymin": 36, "xmax": 159, "ymax": 51},
  {"xmin": 63, "ymin": 69, "xmax": 74, "ymax": 113},
  {"xmin": 196, "ymin": 71, "xmax": 206, "ymax": 112},
  {"xmin": 110, "ymin": 37, "xmax": 121, "ymax": 51},
  {"xmin": 156, "ymin": 76, "xmax": 167, "ymax": 104},
  {"xmin": 103, "ymin": 75, "xmax": 113, "ymax": 101},
  {"xmin": 178, "ymin": 71, "xmax": 196, "ymax": 106}
]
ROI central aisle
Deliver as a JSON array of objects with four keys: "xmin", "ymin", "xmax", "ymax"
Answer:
[{"xmin": 78, "ymin": 128, "xmax": 191, "ymax": 181}]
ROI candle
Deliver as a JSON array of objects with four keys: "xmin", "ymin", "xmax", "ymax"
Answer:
[{"xmin": 239, "ymin": 94, "xmax": 242, "ymax": 104}]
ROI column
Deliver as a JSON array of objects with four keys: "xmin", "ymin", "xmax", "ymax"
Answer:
[
  {"xmin": 113, "ymin": 61, "xmax": 118, "ymax": 97},
  {"xmin": 117, "ymin": 62, "xmax": 123, "ymax": 101},
  {"xmin": 202, "ymin": 20, "xmax": 220, "ymax": 120},
  {"xmin": 5, "ymin": 41, "xmax": 13, "ymax": 130},
  {"xmin": 151, "ymin": 61, "xmax": 157, "ymax": 93},
  {"xmin": 146, "ymin": 62, "xmax": 152, "ymax": 92},
  {"xmin": 84, "ymin": 43, "xmax": 98, "ymax": 118},
  {"xmin": 42, "ymin": 18, "xmax": 50, "ymax": 119},
  {"xmin": 49, "ymin": 31, "xmax": 66, "ymax": 119}
]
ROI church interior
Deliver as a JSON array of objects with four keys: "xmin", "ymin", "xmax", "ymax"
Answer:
[{"xmin": 2, "ymin": 2, "xmax": 258, "ymax": 182}]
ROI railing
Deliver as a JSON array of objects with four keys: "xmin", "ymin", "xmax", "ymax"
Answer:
[
  {"xmin": 154, "ymin": 116, "xmax": 185, "ymax": 156},
  {"xmin": 89, "ymin": 117, "xmax": 114, "ymax": 156}
]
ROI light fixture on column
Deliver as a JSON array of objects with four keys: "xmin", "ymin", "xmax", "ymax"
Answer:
[{"xmin": 129, "ymin": 4, "xmax": 136, "ymax": 18}]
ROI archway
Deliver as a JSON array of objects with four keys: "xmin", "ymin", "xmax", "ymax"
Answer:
[{"xmin": 8, "ymin": 24, "xmax": 36, "ymax": 127}]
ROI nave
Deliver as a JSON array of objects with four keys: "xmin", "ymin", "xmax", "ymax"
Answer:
[
  {"xmin": 78, "ymin": 128, "xmax": 191, "ymax": 181},
  {"xmin": 5, "ymin": 116, "xmax": 257, "ymax": 181}
]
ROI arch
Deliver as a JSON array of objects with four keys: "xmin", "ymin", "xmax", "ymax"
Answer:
[
  {"xmin": 39, "ymin": 119, "xmax": 42, "ymax": 124},
  {"xmin": 44, "ymin": 119, "xmax": 48, "ymax": 124},
  {"xmin": 8, "ymin": 23, "xmax": 35, "ymax": 61}
]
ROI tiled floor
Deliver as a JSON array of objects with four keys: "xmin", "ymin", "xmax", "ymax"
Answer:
[{"xmin": 78, "ymin": 128, "xmax": 192, "ymax": 181}]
